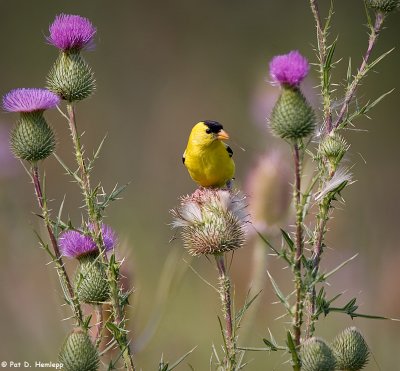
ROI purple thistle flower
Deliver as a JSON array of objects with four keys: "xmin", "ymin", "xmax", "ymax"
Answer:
[
  {"xmin": 47, "ymin": 14, "xmax": 96, "ymax": 51},
  {"xmin": 2, "ymin": 88, "xmax": 60, "ymax": 113},
  {"xmin": 88, "ymin": 223, "xmax": 118, "ymax": 251},
  {"xmin": 59, "ymin": 224, "xmax": 117, "ymax": 259},
  {"xmin": 101, "ymin": 224, "xmax": 118, "ymax": 250},
  {"xmin": 59, "ymin": 230, "xmax": 97, "ymax": 259},
  {"xmin": 269, "ymin": 50, "xmax": 310, "ymax": 87}
]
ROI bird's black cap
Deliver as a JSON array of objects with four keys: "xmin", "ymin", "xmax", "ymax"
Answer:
[{"xmin": 203, "ymin": 120, "xmax": 223, "ymax": 133}]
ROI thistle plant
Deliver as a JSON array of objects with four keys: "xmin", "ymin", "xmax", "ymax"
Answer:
[
  {"xmin": 256, "ymin": 1, "xmax": 399, "ymax": 370},
  {"xmin": 3, "ymin": 14, "xmax": 134, "ymax": 371},
  {"xmin": 171, "ymin": 188, "xmax": 249, "ymax": 370}
]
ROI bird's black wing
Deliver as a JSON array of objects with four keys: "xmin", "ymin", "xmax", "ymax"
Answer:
[
  {"xmin": 182, "ymin": 151, "xmax": 186, "ymax": 164},
  {"xmin": 226, "ymin": 145, "xmax": 233, "ymax": 158}
]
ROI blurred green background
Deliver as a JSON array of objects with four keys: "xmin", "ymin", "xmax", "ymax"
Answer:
[{"xmin": 1, "ymin": 1, "xmax": 399, "ymax": 370}]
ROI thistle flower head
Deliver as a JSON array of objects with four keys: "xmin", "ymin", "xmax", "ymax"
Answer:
[
  {"xmin": 59, "ymin": 224, "xmax": 116, "ymax": 259},
  {"xmin": 88, "ymin": 223, "xmax": 118, "ymax": 250},
  {"xmin": 269, "ymin": 50, "xmax": 310, "ymax": 87},
  {"xmin": 75, "ymin": 254, "xmax": 109, "ymax": 303},
  {"xmin": 2, "ymin": 88, "xmax": 60, "ymax": 113},
  {"xmin": 318, "ymin": 132, "xmax": 349, "ymax": 162},
  {"xmin": 59, "ymin": 328, "xmax": 99, "ymax": 371},
  {"xmin": 269, "ymin": 86, "xmax": 315, "ymax": 140},
  {"xmin": 331, "ymin": 327, "xmax": 370, "ymax": 370},
  {"xmin": 59, "ymin": 230, "xmax": 97, "ymax": 259},
  {"xmin": 366, "ymin": 0, "xmax": 400, "ymax": 12},
  {"xmin": 48, "ymin": 14, "xmax": 96, "ymax": 51},
  {"xmin": 300, "ymin": 337, "xmax": 336, "ymax": 371},
  {"xmin": 171, "ymin": 188, "xmax": 248, "ymax": 256}
]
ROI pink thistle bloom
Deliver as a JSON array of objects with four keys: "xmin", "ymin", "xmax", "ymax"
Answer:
[
  {"xmin": 47, "ymin": 14, "xmax": 96, "ymax": 51},
  {"xmin": 59, "ymin": 231, "xmax": 97, "ymax": 259},
  {"xmin": 269, "ymin": 50, "xmax": 310, "ymax": 87},
  {"xmin": 2, "ymin": 88, "xmax": 60, "ymax": 113},
  {"xmin": 59, "ymin": 224, "xmax": 117, "ymax": 259},
  {"xmin": 88, "ymin": 223, "xmax": 118, "ymax": 251}
]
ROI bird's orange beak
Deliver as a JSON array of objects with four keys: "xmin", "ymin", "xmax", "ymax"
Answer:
[{"xmin": 217, "ymin": 129, "xmax": 230, "ymax": 141}]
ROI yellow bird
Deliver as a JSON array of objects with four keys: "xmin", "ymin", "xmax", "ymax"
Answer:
[{"xmin": 182, "ymin": 121, "xmax": 235, "ymax": 188}]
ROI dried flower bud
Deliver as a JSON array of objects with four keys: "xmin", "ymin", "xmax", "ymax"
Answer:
[
  {"xmin": 75, "ymin": 253, "xmax": 109, "ymax": 303},
  {"xmin": 47, "ymin": 51, "xmax": 96, "ymax": 102},
  {"xmin": 331, "ymin": 327, "xmax": 369, "ymax": 370},
  {"xmin": 269, "ymin": 86, "xmax": 315, "ymax": 140},
  {"xmin": 366, "ymin": 0, "xmax": 400, "ymax": 12},
  {"xmin": 245, "ymin": 151, "xmax": 291, "ymax": 230},
  {"xmin": 59, "ymin": 328, "xmax": 99, "ymax": 371},
  {"xmin": 171, "ymin": 188, "xmax": 248, "ymax": 256},
  {"xmin": 300, "ymin": 337, "xmax": 336, "ymax": 371}
]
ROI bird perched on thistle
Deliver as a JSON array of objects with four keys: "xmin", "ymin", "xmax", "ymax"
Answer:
[{"xmin": 182, "ymin": 121, "xmax": 235, "ymax": 188}]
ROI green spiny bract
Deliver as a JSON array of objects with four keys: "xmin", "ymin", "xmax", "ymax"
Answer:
[
  {"xmin": 47, "ymin": 51, "xmax": 95, "ymax": 102},
  {"xmin": 59, "ymin": 329, "xmax": 99, "ymax": 371},
  {"xmin": 366, "ymin": 0, "xmax": 400, "ymax": 12},
  {"xmin": 300, "ymin": 337, "xmax": 336, "ymax": 371},
  {"xmin": 269, "ymin": 86, "xmax": 315, "ymax": 141},
  {"xmin": 75, "ymin": 254, "xmax": 109, "ymax": 304},
  {"xmin": 318, "ymin": 132, "xmax": 349, "ymax": 171},
  {"xmin": 10, "ymin": 112, "xmax": 55, "ymax": 162},
  {"xmin": 331, "ymin": 327, "xmax": 369, "ymax": 370}
]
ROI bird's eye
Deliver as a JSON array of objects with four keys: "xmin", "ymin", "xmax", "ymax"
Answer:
[{"xmin": 206, "ymin": 128, "xmax": 212, "ymax": 134}]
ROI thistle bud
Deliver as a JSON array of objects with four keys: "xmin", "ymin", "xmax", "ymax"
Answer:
[
  {"xmin": 269, "ymin": 86, "xmax": 315, "ymax": 140},
  {"xmin": 171, "ymin": 188, "xmax": 248, "ymax": 256},
  {"xmin": 10, "ymin": 112, "xmax": 55, "ymax": 162},
  {"xmin": 59, "ymin": 328, "xmax": 99, "ymax": 371},
  {"xmin": 2, "ymin": 88, "xmax": 59, "ymax": 163},
  {"xmin": 318, "ymin": 132, "xmax": 349, "ymax": 172},
  {"xmin": 300, "ymin": 337, "xmax": 336, "ymax": 371},
  {"xmin": 75, "ymin": 253, "xmax": 109, "ymax": 303},
  {"xmin": 47, "ymin": 51, "xmax": 96, "ymax": 102},
  {"xmin": 366, "ymin": 0, "xmax": 399, "ymax": 12},
  {"xmin": 331, "ymin": 327, "xmax": 370, "ymax": 370}
]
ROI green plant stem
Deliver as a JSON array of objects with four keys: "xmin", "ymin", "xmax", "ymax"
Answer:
[
  {"xmin": 307, "ymin": 195, "xmax": 331, "ymax": 337},
  {"xmin": 66, "ymin": 102, "xmax": 135, "ymax": 371},
  {"xmin": 309, "ymin": 0, "xmax": 332, "ymax": 133},
  {"xmin": 215, "ymin": 254, "xmax": 236, "ymax": 370},
  {"xmin": 31, "ymin": 164, "xmax": 83, "ymax": 325},
  {"xmin": 292, "ymin": 143, "xmax": 304, "ymax": 347},
  {"xmin": 333, "ymin": 10, "xmax": 385, "ymax": 130}
]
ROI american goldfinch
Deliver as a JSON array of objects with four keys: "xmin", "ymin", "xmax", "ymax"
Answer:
[{"xmin": 182, "ymin": 121, "xmax": 235, "ymax": 188}]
